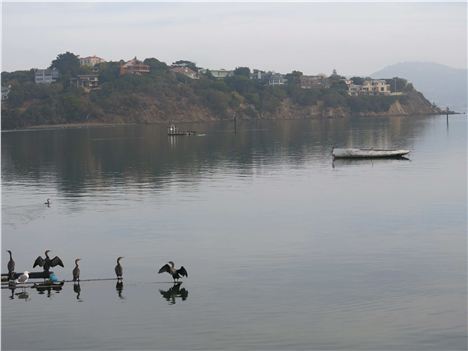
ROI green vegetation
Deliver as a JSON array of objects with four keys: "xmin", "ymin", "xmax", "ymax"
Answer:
[{"xmin": 1, "ymin": 52, "xmax": 434, "ymax": 129}]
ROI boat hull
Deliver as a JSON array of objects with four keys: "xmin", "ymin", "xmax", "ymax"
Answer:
[{"xmin": 332, "ymin": 148, "xmax": 410, "ymax": 159}]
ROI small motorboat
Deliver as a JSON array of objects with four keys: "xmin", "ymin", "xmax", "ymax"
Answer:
[
  {"xmin": 332, "ymin": 148, "xmax": 410, "ymax": 159},
  {"xmin": 167, "ymin": 124, "xmax": 196, "ymax": 136}
]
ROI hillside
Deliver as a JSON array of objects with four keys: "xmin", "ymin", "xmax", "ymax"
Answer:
[
  {"xmin": 1, "ymin": 55, "xmax": 442, "ymax": 130},
  {"xmin": 371, "ymin": 62, "xmax": 467, "ymax": 113}
]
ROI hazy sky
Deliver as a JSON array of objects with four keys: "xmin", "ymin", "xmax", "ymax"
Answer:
[{"xmin": 1, "ymin": 2, "xmax": 466, "ymax": 76}]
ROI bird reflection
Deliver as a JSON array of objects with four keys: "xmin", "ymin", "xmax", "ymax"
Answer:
[
  {"xmin": 8, "ymin": 286, "xmax": 16, "ymax": 300},
  {"xmin": 159, "ymin": 283, "xmax": 188, "ymax": 305},
  {"xmin": 73, "ymin": 283, "xmax": 82, "ymax": 301},
  {"xmin": 116, "ymin": 281, "xmax": 124, "ymax": 299},
  {"xmin": 34, "ymin": 281, "xmax": 63, "ymax": 298},
  {"xmin": 16, "ymin": 290, "xmax": 30, "ymax": 301}
]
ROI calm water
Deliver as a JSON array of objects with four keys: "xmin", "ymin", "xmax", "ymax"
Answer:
[{"xmin": 1, "ymin": 116, "xmax": 466, "ymax": 350}]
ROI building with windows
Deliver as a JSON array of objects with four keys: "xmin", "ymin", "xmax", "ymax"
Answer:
[
  {"xmin": 1, "ymin": 85, "xmax": 11, "ymax": 100},
  {"xmin": 300, "ymin": 74, "xmax": 328, "ymax": 89},
  {"xmin": 268, "ymin": 72, "xmax": 286, "ymax": 86},
  {"xmin": 207, "ymin": 69, "xmax": 234, "ymax": 79},
  {"xmin": 79, "ymin": 55, "xmax": 106, "ymax": 67},
  {"xmin": 170, "ymin": 66, "xmax": 199, "ymax": 79},
  {"xmin": 250, "ymin": 69, "xmax": 269, "ymax": 81},
  {"xmin": 70, "ymin": 74, "xmax": 100, "ymax": 91},
  {"xmin": 34, "ymin": 68, "xmax": 60, "ymax": 84},
  {"xmin": 120, "ymin": 57, "xmax": 150, "ymax": 76},
  {"xmin": 346, "ymin": 79, "xmax": 391, "ymax": 96}
]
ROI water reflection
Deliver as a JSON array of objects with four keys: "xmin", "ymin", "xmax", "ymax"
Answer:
[
  {"xmin": 332, "ymin": 156, "xmax": 411, "ymax": 168},
  {"xmin": 159, "ymin": 283, "xmax": 188, "ymax": 305},
  {"xmin": 1, "ymin": 117, "xmax": 430, "ymax": 197},
  {"xmin": 73, "ymin": 282, "xmax": 82, "ymax": 301},
  {"xmin": 15, "ymin": 290, "xmax": 30, "ymax": 301},
  {"xmin": 8, "ymin": 286, "xmax": 15, "ymax": 299},
  {"xmin": 115, "ymin": 281, "xmax": 124, "ymax": 299},
  {"xmin": 34, "ymin": 281, "xmax": 64, "ymax": 298},
  {"xmin": 5, "ymin": 286, "xmax": 31, "ymax": 301}
]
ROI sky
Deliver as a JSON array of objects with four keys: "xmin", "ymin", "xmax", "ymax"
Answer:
[{"xmin": 1, "ymin": 2, "xmax": 467, "ymax": 76}]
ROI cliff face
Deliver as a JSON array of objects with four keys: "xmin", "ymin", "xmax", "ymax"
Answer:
[{"xmin": 239, "ymin": 91, "xmax": 440, "ymax": 120}]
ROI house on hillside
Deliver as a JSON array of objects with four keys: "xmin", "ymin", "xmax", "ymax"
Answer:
[
  {"xmin": 268, "ymin": 72, "xmax": 286, "ymax": 86},
  {"xmin": 79, "ymin": 55, "xmax": 106, "ymax": 67},
  {"xmin": 300, "ymin": 74, "xmax": 328, "ymax": 89},
  {"xmin": 34, "ymin": 68, "xmax": 60, "ymax": 84},
  {"xmin": 250, "ymin": 69, "xmax": 269, "ymax": 81},
  {"xmin": 346, "ymin": 79, "xmax": 391, "ymax": 96},
  {"xmin": 170, "ymin": 66, "xmax": 199, "ymax": 79},
  {"xmin": 1, "ymin": 85, "xmax": 11, "ymax": 100},
  {"xmin": 70, "ymin": 74, "xmax": 100, "ymax": 92},
  {"xmin": 207, "ymin": 69, "xmax": 234, "ymax": 79},
  {"xmin": 120, "ymin": 57, "xmax": 150, "ymax": 76}
]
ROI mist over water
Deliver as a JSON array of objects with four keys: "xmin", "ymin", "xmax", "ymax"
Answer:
[{"xmin": 2, "ymin": 116, "xmax": 466, "ymax": 350}]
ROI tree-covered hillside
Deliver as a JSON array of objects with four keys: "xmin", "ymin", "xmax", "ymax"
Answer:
[{"xmin": 1, "ymin": 52, "xmax": 440, "ymax": 129}]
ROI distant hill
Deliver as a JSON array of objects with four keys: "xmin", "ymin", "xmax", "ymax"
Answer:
[
  {"xmin": 1, "ymin": 52, "xmax": 441, "ymax": 129},
  {"xmin": 371, "ymin": 62, "xmax": 467, "ymax": 113}
]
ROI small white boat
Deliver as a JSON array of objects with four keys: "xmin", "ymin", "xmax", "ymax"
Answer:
[
  {"xmin": 332, "ymin": 148, "xmax": 410, "ymax": 159},
  {"xmin": 167, "ymin": 124, "xmax": 197, "ymax": 136}
]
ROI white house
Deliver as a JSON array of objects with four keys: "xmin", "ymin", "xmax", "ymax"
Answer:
[
  {"xmin": 79, "ymin": 55, "xmax": 106, "ymax": 67},
  {"xmin": 208, "ymin": 69, "xmax": 234, "ymax": 79},
  {"xmin": 34, "ymin": 68, "xmax": 60, "ymax": 84},
  {"xmin": 268, "ymin": 73, "xmax": 286, "ymax": 86}
]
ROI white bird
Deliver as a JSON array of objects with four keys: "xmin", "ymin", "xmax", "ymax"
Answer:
[
  {"xmin": 16, "ymin": 271, "xmax": 29, "ymax": 291},
  {"xmin": 16, "ymin": 271, "xmax": 29, "ymax": 284}
]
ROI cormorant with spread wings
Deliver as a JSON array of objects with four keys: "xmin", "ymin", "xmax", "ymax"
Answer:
[
  {"xmin": 158, "ymin": 261, "xmax": 188, "ymax": 282},
  {"xmin": 33, "ymin": 250, "xmax": 64, "ymax": 272}
]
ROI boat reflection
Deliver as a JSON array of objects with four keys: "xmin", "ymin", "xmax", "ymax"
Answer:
[
  {"xmin": 332, "ymin": 156, "xmax": 410, "ymax": 168},
  {"xmin": 159, "ymin": 283, "xmax": 188, "ymax": 305}
]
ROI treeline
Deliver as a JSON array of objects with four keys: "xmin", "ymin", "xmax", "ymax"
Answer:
[{"xmin": 1, "ymin": 52, "xmax": 421, "ymax": 129}]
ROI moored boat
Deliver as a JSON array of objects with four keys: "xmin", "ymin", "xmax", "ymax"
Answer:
[
  {"xmin": 332, "ymin": 148, "xmax": 410, "ymax": 159},
  {"xmin": 167, "ymin": 124, "xmax": 196, "ymax": 136}
]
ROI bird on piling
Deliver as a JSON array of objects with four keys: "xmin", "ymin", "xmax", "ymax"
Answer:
[
  {"xmin": 158, "ymin": 261, "xmax": 188, "ymax": 283},
  {"xmin": 72, "ymin": 258, "xmax": 81, "ymax": 282},
  {"xmin": 33, "ymin": 250, "xmax": 64, "ymax": 273},
  {"xmin": 115, "ymin": 257, "xmax": 124, "ymax": 280},
  {"xmin": 6, "ymin": 250, "xmax": 15, "ymax": 280},
  {"xmin": 44, "ymin": 198, "xmax": 51, "ymax": 206}
]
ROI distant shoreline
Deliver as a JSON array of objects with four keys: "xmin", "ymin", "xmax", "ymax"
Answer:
[{"xmin": 1, "ymin": 111, "xmax": 457, "ymax": 132}]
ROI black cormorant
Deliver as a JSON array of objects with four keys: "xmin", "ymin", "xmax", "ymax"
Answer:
[
  {"xmin": 115, "ymin": 257, "xmax": 124, "ymax": 280},
  {"xmin": 158, "ymin": 261, "xmax": 188, "ymax": 282},
  {"xmin": 72, "ymin": 258, "xmax": 81, "ymax": 282},
  {"xmin": 33, "ymin": 250, "xmax": 64, "ymax": 272},
  {"xmin": 6, "ymin": 250, "xmax": 15, "ymax": 279}
]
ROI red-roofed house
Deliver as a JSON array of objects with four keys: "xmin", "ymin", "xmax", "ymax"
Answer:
[{"xmin": 120, "ymin": 57, "xmax": 150, "ymax": 76}]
